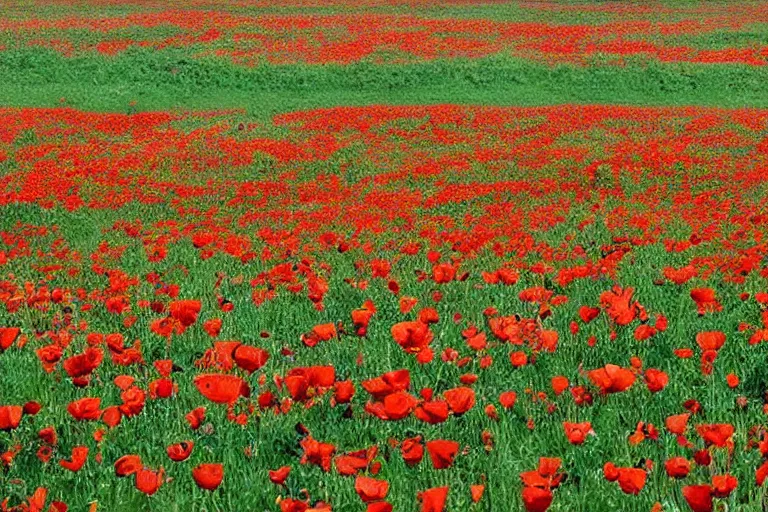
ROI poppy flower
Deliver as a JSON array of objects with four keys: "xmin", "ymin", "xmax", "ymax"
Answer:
[
  {"xmin": 471, "ymin": 484, "xmax": 485, "ymax": 503},
  {"xmin": 756, "ymin": 461, "xmax": 768, "ymax": 486},
  {"xmin": 599, "ymin": 286, "xmax": 638, "ymax": 325},
  {"xmin": 551, "ymin": 376, "xmax": 569, "ymax": 396},
  {"xmin": 334, "ymin": 446, "xmax": 377, "ymax": 476},
  {"xmin": 414, "ymin": 400, "xmax": 450, "ymax": 424},
  {"xmin": 522, "ymin": 487, "xmax": 553, "ymax": 512},
  {"xmin": 391, "ymin": 321, "xmax": 433, "ymax": 354},
  {"xmin": 300, "ymin": 436, "xmax": 336, "ymax": 472},
  {"xmin": 578, "ymin": 306, "xmax": 600, "ymax": 323},
  {"xmin": 697, "ymin": 423, "xmax": 734, "ymax": 447},
  {"xmin": 63, "ymin": 347, "xmax": 103, "ymax": 378},
  {"xmin": 0, "ymin": 405, "xmax": 22, "ymax": 431},
  {"xmin": 510, "ymin": 351, "xmax": 528, "ymax": 367},
  {"xmin": 269, "ymin": 466, "xmax": 291, "ymax": 485},
  {"xmin": 59, "ymin": 446, "xmax": 88, "ymax": 472},
  {"xmin": 351, "ymin": 300, "xmax": 376, "ymax": 336},
  {"xmin": 418, "ymin": 486, "xmax": 448, "ymax": 512},
  {"xmin": 499, "ymin": 391, "xmax": 517, "ymax": 409},
  {"xmin": 194, "ymin": 374, "xmax": 250, "ymax": 404},
  {"xmin": 115, "ymin": 454, "xmax": 142, "ymax": 477},
  {"xmin": 192, "ymin": 463, "xmax": 224, "ymax": 491},
  {"xmin": 665, "ymin": 413, "xmax": 690, "ymax": 434},
  {"xmin": 443, "ymin": 387, "xmax": 475, "ymax": 415},
  {"xmin": 401, "ymin": 436, "xmax": 424, "ymax": 466},
  {"xmin": 38, "ymin": 426, "xmax": 58, "ymax": 445},
  {"xmin": 563, "ymin": 422, "xmax": 592, "ymax": 445},
  {"xmin": 168, "ymin": 299, "xmax": 201, "ymax": 328},
  {"xmin": 354, "ymin": 476, "xmax": 389, "ymax": 503},
  {"xmin": 616, "ymin": 467, "xmax": 646, "ymax": 494},
  {"xmin": 362, "ymin": 369, "xmax": 410, "ymax": 400},
  {"xmin": 696, "ymin": 332, "xmax": 725, "ymax": 351},
  {"xmin": 0, "ymin": 327, "xmax": 20, "ymax": 350},
  {"xmin": 381, "ymin": 391, "xmax": 418, "ymax": 420},
  {"xmin": 711, "ymin": 474, "xmax": 737, "ymax": 498},
  {"xmin": 119, "ymin": 386, "xmax": 146, "ymax": 417},
  {"xmin": 233, "ymin": 345, "xmax": 269, "ymax": 373},
  {"xmin": 690, "ymin": 289, "xmax": 722, "ymax": 314},
  {"xmin": 333, "ymin": 380, "xmax": 355, "ymax": 404},
  {"xmin": 67, "ymin": 397, "xmax": 101, "ymax": 421},
  {"xmin": 682, "ymin": 485, "xmax": 713, "ymax": 512},
  {"xmin": 587, "ymin": 364, "xmax": 635, "ymax": 394},
  {"xmin": 644, "ymin": 369, "xmax": 669, "ymax": 393},
  {"xmin": 186, "ymin": 407, "xmax": 206, "ymax": 430},
  {"xmin": 664, "ymin": 457, "xmax": 690, "ymax": 478},
  {"xmin": 167, "ymin": 441, "xmax": 194, "ymax": 462},
  {"xmin": 426, "ymin": 439, "xmax": 459, "ymax": 469},
  {"xmin": 135, "ymin": 467, "xmax": 164, "ymax": 496}
]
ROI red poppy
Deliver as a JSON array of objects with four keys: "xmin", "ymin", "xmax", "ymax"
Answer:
[
  {"xmin": 59, "ymin": 446, "xmax": 88, "ymax": 472},
  {"xmin": 63, "ymin": 347, "xmax": 103, "ymax": 378},
  {"xmin": 401, "ymin": 436, "xmax": 424, "ymax": 466},
  {"xmin": 38, "ymin": 426, "xmax": 57, "ymax": 445},
  {"xmin": 194, "ymin": 374, "xmax": 250, "ymax": 404},
  {"xmin": 168, "ymin": 299, "xmax": 201, "ymax": 328},
  {"xmin": 269, "ymin": 466, "xmax": 291, "ymax": 485},
  {"xmin": 0, "ymin": 405, "xmax": 22, "ymax": 431},
  {"xmin": 232, "ymin": 345, "xmax": 269, "ymax": 373},
  {"xmin": 135, "ymin": 467, "xmax": 164, "ymax": 496},
  {"xmin": 414, "ymin": 400, "xmax": 450, "ymax": 424},
  {"xmin": 192, "ymin": 463, "xmax": 224, "ymax": 491},
  {"xmin": 167, "ymin": 441, "xmax": 194, "ymax": 462},
  {"xmin": 665, "ymin": 413, "xmax": 690, "ymax": 434},
  {"xmin": 366, "ymin": 502, "xmax": 393, "ymax": 512},
  {"xmin": 682, "ymin": 485, "xmax": 713, "ymax": 512},
  {"xmin": 443, "ymin": 387, "xmax": 475, "ymax": 415},
  {"xmin": 599, "ymin": 286, "xmax": 638, "ymax": 325},
  {"xmin": 300, "ymin": 436, "xmax": 336, "ymax": 472},
  {"xmin": 354, "ymin": 476, "xmax": 389, "ymax": 503},
  {"xmin": 334, "ymin": 446, "xmax": 377, "ymax": 476},
  {"xmin": 418, "ymin": 486, "xmax": 448, "ymax": 512},
  {"xmin": 551, "ymin": 376, "xmax": 569, "ymax": 396},
  {"xmin": 563, "ymin": 422, "xmax": 592, "ymax": 445},
  {"xmin": 697, "ymin": 423, "xmax": 734, "ymax": 447},
  {"xmin": 522, "ymin": 487, "xmax": 553, "ymax": 512},
  {"xmin": 391, "ymin": 321, "xmax": 433, "ymax": 354},
  {"xmin": 470, "ymin": 484, "xmax": 485, "ymax": 503},
  {"xmin": 351, "ymin": 300, "xmax": 376, "ymax": 336},
  {"xmin": 426, "ymin": 439, "xmax": 459, "ymax": 469},
  {"xmin": 664, "ymin": 457, "xmax": 690, "ymax": 479},
  {"xmin": 644, "ymin": 369, "xmax": 669, "ymax": 393},
  {"xmin": 381, "ymin": 391, "xmax": 418, "ymax": 420},
  {"xmin": 587, "ymin": 364, "xmax": 635, "ymax": 394},
  {"xmin": 186, "ymin": 407, "xmax": 206, "ymax": 429},
  {"xmin": 578, "ymin": 306, "xmax": 600, "ymax": 323},
  {"xmin": 696, "ymin": 331, "xmax": 726, "ymax": 351},
  {"xmin": 0, "ymin": 327, "xmax": 20, "ymax": 350},
  {"xmin": 690, "ymin": 288, "xmax": 722, "ymax": 315},
  {"xmin": 115, "ymin": 454, "xmax": 142, "ymax": 477},
  {"xmin": 499, "ymin": 391, "xmax": 517, "ymax": 409},
  {"xmin": 333, "ymin": 380, "xmax": 355, "ymax": 404},
  {"xmin": 67, "ymin": 397, "xmax": 102, "ymax": 421},
  {"xmin": 711, "ymin": 474, "xmax": 737, "ymax": 498},
  {"xmin": 616, "ymin": 467, "xmax": 646, "ymax": 495}
]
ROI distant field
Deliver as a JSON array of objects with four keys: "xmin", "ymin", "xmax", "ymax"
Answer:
[{"xmin": 1, "ymin": 2, "xmax": 768, "ymax": 512}]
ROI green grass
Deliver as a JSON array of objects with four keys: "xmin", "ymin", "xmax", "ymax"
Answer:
[{"xmin": 1, "ymin": 48, "xmax": 768, "ymax": 115}]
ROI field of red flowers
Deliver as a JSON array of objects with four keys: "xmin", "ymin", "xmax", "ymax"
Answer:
[
  {"xmin": 3, "ymin": 3, "xmax": 768, "ymax": 65},
  {"xmin": 2, "ymin": 2, "xmax": 768, "ymax": 512}
]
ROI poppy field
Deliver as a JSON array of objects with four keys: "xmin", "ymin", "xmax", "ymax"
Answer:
[{"xmin": 2, "ymin": 2, "xmax": 768, "ymax": 512}]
